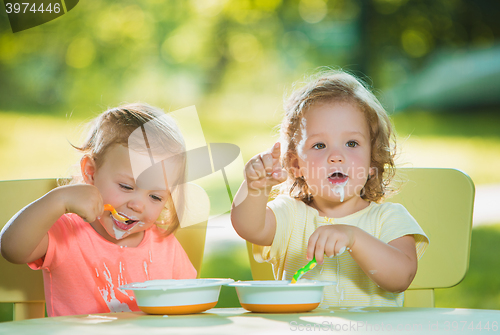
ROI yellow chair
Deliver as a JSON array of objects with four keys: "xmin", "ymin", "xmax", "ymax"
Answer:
[
  {"xmin": 0, "ymin": 178, "xmax": 207, "ymax": 321},
  {"xmin": 246, "ymin": 167, "xmax": 475, "ymax": 307}
]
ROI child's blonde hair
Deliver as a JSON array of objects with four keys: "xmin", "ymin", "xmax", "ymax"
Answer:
[
  {"xmin": 74, "ymin": 103, "xmax": 186, "ymax": 235},
  {"xmin": 280, "ymin": 70, "xmax": 396, "ymax": 204}
]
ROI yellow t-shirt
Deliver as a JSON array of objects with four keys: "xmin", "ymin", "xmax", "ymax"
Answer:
[{"xmin": 253, "ymin": 195, "xmax": 429, "ymax": 307}]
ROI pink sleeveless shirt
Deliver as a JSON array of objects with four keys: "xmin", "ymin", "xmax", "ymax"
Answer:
[{"xmin": 28, "ymin": 213, "xmax": 197, "ymax": 316}]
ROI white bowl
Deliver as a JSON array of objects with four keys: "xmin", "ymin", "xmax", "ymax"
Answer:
[
  {"xmin": 120, "ymin": 278, "xmax": 234, "ymax": 315},
  {"xmin": 228, "ymin": 280, "xmax": 335, "ymax": 313}
]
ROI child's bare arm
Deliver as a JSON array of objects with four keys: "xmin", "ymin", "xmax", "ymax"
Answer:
[
  {"xmin": 349, "ymin": 231, "xmax": 417, "ymax": 293},
  {"xmin": 307, "ymin": 225, "xmax": 417, "ymax": 292},
  {"xmin": 0, "ymin": 184, "xmax": 103, "ymax": 264},
  {"xmin": 231, "ymin": 142, "xmax": 287, "ymax": 246}
]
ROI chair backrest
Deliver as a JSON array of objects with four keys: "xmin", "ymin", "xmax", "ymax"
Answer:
[
  {"xmin": 0, "ymin": 179, "xmax": 55, "ymax": 321},
  {"xmin": 0, "ymin": 178, "xmax": 207, "ymax": 321},
  {"xmin": 246, "ymin": 167, "xmax": 475, "ymax": 307}
]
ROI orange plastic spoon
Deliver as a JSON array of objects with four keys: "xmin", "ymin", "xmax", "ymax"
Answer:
[{"xmin": 104, "ymin": 204, "xmax": 127, "ymax": 222}]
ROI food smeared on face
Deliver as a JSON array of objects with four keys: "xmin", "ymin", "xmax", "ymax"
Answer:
[{"xmin": 328, "ymin": 172, "xmax": 349, "ymax": 202}]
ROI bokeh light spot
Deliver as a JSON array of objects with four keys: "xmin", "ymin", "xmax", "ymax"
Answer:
[
  {"xmin": 65, "ymin": 37, "xmax": 96, "ymax": 68},
  {"xmin": 162, "ymin": 25, "xmax": 204, "ymax": 63},
  {"xmin": 299, "ymin": 0, "xmax": 327, "ymax": 24},
  {"xmin": 190, "ymin": 0, "xmax": 226, "ymax": 17},
  {"xmin": 228, "ymin": 33, "xmax": 261, "ymax": 63},
  {"xmin": 0, "ymin": 35, "xmax": 20, "ymax": 64},
  {"xmin": 401, "ymin": 28, "xmax": 431, "ymax": 58}
]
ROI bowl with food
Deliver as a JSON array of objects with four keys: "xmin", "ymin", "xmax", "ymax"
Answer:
[
  {"xmin": 228, "ymin": 280, "xmax": 334, "ymax": 313},
  {"xmin": 121, "ymin": 278, "xmax": 234, "ymax": 315}
]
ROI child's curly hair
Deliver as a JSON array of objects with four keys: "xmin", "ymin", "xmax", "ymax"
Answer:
[
  {"xmin": 73, "ymin": 102, "xmax": 187, "ymax": 235},
  {"xmin": 279, "ymin": 70, "xmax": 396, "ymax": 204}
]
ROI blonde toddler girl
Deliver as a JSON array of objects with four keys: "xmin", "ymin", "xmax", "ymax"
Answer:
[
  {"xmin": 0, "ymin": 103, "xmax": 196, "ymax": 316},
  {"xmin": 231, "ymin": 71, "xmax": 429, "ymax": 307}
]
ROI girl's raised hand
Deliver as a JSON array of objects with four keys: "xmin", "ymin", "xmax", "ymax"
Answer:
[
  {"xmin": 245, "ymin": 142, "xmax": 287, "ymax": 193},
  {"xmin": 55, "ymin": 184, "xmax": 104, "ymax": 223}
]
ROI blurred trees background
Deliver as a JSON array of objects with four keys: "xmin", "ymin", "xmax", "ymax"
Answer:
[{"xmin": 1, "ymin": 0, "xmax": 499, "ymax": 117}]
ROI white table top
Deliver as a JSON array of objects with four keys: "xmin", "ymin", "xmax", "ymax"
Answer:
[{"xmin": 1, "ymin": 307, "xmax": 499, "ymax": 334}]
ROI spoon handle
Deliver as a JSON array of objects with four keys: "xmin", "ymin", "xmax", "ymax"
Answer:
[
  {"xmin": 291, "ymin": 256, "xmax": 317, "ymax": 284},
  {"xmin": 104, "ymin": 204, "xmax": 127, "ymax": 222}
]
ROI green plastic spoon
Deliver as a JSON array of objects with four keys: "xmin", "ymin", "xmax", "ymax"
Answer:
[{"xmin": 291, "ymin": 256, "xmax": 317, "ymax": 284}]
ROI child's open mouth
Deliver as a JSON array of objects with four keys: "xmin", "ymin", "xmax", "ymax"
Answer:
[
  {"xmin": 328, "ymin": 171, "xmax": 349, "ymax": 184},
  {"xmin": 110, "ymin": 213, "xmax": 139, "ymax": 231}
]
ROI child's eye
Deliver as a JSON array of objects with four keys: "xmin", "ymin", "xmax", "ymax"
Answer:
[
  {"xmin": 120, "ymin": 184, "xmax": 133, "ymax": 190},
  {"xmin": 150, "ymin": 194, "xmax": 163, "ymax": 202},
  {"xmin": 312, "ymin": 143, "xmax": 326, "ymax": 149},
  {"xmin": 346, "ymin": 141, "xmax": 358, "ymax": 148}
]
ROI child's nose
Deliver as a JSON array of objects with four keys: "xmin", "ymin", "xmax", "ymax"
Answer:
[
  {"xmin": 328, "ymin": 150, "xmax": 344, "ymax": 163},
  {"xmin": 127, "ymin": 198, "xmax": 145, "ymax": 213}
]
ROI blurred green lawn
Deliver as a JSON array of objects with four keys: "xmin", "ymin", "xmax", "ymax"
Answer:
[
  {"xmin": 1, "ymin": 109, "xmax": 500, "ymax": 184},
  {"xmin": 1, "ymin": 108, "xmax": 499, "ymax": 313},
  {"xmin": 435, "ymin": 224, "xmax": 500, "ymax": 310}
]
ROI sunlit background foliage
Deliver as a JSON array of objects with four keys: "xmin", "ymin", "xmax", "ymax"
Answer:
[
  {"xmin": 1, "ymin": 0, "xmax": 499, "ymax": 181},
  {"xmin": 2, "ymin": 0, "xmax": 498, "ymax": 114}
]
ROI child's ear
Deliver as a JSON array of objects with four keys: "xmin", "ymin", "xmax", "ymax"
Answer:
[
  {"xmin": 81, "ymin": 155, "xmax": 96, "ymax": 185},
  {"xmin": 368, "ymin": 166, "xmax": 376, "ymax": 179}
]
